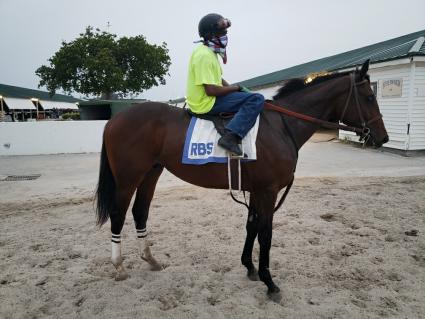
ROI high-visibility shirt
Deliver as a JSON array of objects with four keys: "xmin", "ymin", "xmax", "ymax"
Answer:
[{"xmin": 186, "ymin": 44, "xmax": 222, "ymax": 114}]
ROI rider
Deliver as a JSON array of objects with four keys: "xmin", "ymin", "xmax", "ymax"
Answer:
[{"xmin": 185, "ymin": 13, "xmax": 265, "ymax": 156}]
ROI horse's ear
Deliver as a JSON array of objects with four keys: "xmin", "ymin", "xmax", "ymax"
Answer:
[{"xmin": 359, "ymin": 59, "xmax": 370, "ymax": 79}]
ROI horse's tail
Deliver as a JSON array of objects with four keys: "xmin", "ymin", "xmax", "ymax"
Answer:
[{"xmin": 95, "ymin": 140, "xmax": 115, "ymax": 226}]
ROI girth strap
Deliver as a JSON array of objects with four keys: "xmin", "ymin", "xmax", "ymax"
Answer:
[{"xmin": 227, "ymin": 155, "xmax": 295, "ymax": 213}]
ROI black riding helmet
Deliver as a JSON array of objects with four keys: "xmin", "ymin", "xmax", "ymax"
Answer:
[{"xmin": 198, "ymin": 13, "xmax": 231, "ymax": 40}]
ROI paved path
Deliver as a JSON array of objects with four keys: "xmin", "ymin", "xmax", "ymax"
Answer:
[
  {"xmin": 298, "ymin": 140, "xmax": 425, "ymax": 177},
  {"xmin": 0, "ymin": 141, "xmax": 424, "ymax": 202}
]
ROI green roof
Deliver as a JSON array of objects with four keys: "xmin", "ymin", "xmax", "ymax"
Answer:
[
  {"xmin": 0, "ymin": 83, "xmax": 83, "ymax": 102},
  {"xmin": 239, "ymin": 29, "xmax": 425, "ymax": 89}
]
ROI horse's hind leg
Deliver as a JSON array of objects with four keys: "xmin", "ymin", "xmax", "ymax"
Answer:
[
  {"xmin": 110, "ymin": 186, "xmax": 135, "ymax": 281},
  {"xmin": 241, "ymin": 197, "xmax": 259, "ymax": 281},
  {"xmin": 132, "ymin": 164, "xmax": 164, "ymax": 271}
]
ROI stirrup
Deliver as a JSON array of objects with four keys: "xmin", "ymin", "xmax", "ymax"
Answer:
[
  {"xmin": 227, "ymin": 154, "xmax": 242, "ymax": 192},
  {"xmin": 229, "ymin": 140, "xmax": 245, "ymax": 159},
  {"xmin": 229, "ymin": 152, "xmax": 246, "ymax": 159},
  {"xmin": 227, "ymin": 143, "xmax": 245, "ymax": 190},
  {"xmin": 226, "ymin": 143, "xmax": 249, "ymax": 209}
]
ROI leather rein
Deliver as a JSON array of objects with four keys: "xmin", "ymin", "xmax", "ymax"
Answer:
[{"xmin": 263, "ymin": 73, "xmax": 382, "ymax": 140}]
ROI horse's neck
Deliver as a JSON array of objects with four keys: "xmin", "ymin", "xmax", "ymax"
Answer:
[{"xmin": 276, "ymin": 77, "xmax": 349, "ymax": 148}]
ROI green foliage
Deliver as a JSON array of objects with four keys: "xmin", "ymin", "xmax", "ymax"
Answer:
[
  {"xmin": 61, "ymin": 112, "xmax": 80, "ymax": 120},
  {"xmin": 36, "ymin": 26, "xmax": 171, "ymax": 97}
]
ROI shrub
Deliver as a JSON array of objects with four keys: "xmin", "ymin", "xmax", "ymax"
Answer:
[{"xmin": 62, "ymin": 112, "xmax": 80, "ymax": 120}]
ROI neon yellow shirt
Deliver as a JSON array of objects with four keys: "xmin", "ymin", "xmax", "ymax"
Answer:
[{"xmin": 186, "ymin": 44, "xmax": 222, "ymax": 114}]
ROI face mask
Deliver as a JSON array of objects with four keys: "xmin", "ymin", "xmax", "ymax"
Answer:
[
  {"xmin": 206, "ymin": 35, "xmax": 228, "ymax": 64},
  {"xmin": 213, "ymin": 35, "xmax": 228, "ymax": 48}
]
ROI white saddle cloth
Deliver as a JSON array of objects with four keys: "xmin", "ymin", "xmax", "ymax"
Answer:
[{"xmin": 182, "ymin": 116, "xmax": 260, "ymax": 165}]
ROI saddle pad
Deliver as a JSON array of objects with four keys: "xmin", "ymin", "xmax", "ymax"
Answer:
[{"xmin": 182, "ymin": 116, "xmax": 260, "ymax": 165}]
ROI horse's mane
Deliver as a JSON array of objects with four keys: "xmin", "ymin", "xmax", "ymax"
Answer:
[{"xmin": 273, "ymin": 70, "xmax": 365, "ymax": 100}]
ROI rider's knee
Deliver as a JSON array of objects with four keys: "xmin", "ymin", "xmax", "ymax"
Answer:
[{"xmin": 252, "ymin": 93, "xmax": 265, "ymax": 110}]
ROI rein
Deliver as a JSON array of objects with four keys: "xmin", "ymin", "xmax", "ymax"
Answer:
[
  {"xmin": 264, "ymin": 101, "xmax": 364, "ymax": 134},
  {"xmin": 263, "ymin": 73, "xmax": 382, "ymax": 138}
]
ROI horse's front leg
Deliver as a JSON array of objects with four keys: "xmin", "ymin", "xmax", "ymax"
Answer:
[
  {"xmin": 241, "ymin": 206, "xmax": 259, "ymax": 281},
  {"xmin": 256, "ymin": 191, "xmax": 281, "ymax": 301}
]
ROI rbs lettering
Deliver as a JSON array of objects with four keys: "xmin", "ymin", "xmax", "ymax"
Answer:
[{"xmin": 190, "ymin": 142, "xmax": 213, "ymax": 156}]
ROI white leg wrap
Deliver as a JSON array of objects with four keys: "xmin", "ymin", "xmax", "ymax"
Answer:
[{"xmin": 111, "ymin": 233, "xmax": 122, "ymax": 266}]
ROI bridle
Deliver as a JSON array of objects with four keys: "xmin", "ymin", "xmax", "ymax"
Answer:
[
  {"xmin": 339, "ymin": 73, "xmax": 382, "ymax": 142},
  {"xmin": 264, "ymin": 72, "xmax": 382, "ymax": 143}
]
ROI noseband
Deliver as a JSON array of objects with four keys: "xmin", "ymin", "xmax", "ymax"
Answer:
[{"xmin": 264, "ymin": 72, "xmax": 382, "ymax": 141}]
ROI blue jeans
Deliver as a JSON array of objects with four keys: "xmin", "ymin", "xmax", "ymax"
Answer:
[{"xmin": 208, "ymin": 92, "xmax": 264, "ymax": 138}]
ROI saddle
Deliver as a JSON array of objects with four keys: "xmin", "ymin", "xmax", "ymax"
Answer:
[{"xmin": 186, "ymin": 109, "xmax": 234, "ymax": 137}]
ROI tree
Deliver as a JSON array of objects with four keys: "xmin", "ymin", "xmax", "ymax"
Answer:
[{"xmin": 36, "ymin": 27, "xmax": 171, "ymax": 99}]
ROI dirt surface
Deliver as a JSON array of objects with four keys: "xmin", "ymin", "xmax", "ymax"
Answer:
[{"xmin": 0, "ymin": 141, "xmax": 424, "ymax": 318}]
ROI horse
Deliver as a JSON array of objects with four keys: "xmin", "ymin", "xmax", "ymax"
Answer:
[{"xmin": 95, "ymin": 60, "xmax": 388, "ymax": 300}]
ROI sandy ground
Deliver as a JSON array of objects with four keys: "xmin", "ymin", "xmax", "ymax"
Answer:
[{"xmin": 0, "ymin": 140, "xmax": 424, "ymax": 318}]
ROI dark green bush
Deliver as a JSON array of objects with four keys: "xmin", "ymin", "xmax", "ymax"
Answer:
[{"xmin": 62, "ymin": 112, "xmax": 80, "ymax": 120}]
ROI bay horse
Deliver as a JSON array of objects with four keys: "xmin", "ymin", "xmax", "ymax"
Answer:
[{"xmin": 95, "ymin": 60, "xmax": 388, "ymax": 300}]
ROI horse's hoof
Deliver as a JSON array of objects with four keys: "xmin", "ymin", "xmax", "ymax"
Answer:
[
  {"xmin": 247, "ymin": 269, "xmax": 260, "ymax": 281},
  {"xmin": 150, "ymin": 262, "xmax": 162, "ymax": 271},
  {"xmin": 267, "ymin": 287, "xmax": 282, "ymax": 303},
  {"xmin": 267, "ymin": 285, "xmax": 281, "ymax": 302},
  {"xmin": 114, "ymin": 271, "xmax": 129, "ymax": 281}
]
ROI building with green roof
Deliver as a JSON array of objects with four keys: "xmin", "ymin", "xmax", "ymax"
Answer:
[
  {"xmin": 0, "ymin": 82, "xmax": 151, "ymax": 122},
  {"xmin": 238, "ymin": 29, "xmax": 425, "ymax": 91},
  {"xmin": 237, "ymin": 29, "xmax": 425, "ymax": 152},
  {"xmin": 0, "ymin": 84, "xmax": 82, "ymax": 102},
  {"xmin": 0, "ymin": 84, "xmax": 82, "ymax": 121}
]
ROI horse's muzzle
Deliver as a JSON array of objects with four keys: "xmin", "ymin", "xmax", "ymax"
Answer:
[
  {"xmin": 382, "ymin": 135, "xmax": 389, "ymax": 144},
  {"xmin": 373, "ymin": 134, "xmax": 389, "ymax": 148}
]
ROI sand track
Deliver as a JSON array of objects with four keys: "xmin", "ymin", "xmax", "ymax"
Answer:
[{"xmin": 1, "ymin": 175, "xmax": 424, "ymax": 318}]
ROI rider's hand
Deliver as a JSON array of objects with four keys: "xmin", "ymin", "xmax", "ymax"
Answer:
[{"xmin": 239, "ymin": 85, "xmax": 251, "ymax": 93}]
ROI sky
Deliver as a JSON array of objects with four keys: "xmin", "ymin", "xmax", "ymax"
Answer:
[{"xmin": 1, "ymin": 0, "xmax": 425, "ymax": 101}]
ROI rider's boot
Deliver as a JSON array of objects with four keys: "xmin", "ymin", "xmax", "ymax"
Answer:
[{"xmin": 218, "ymin": 131, "xmax": 243, "ymax": 156}]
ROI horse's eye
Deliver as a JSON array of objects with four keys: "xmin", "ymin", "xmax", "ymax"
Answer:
[{"xmin": 367, "ymin": 95, "xmax": 374, "ymax": 102}]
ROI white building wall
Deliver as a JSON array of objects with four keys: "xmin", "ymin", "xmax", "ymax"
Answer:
[
  {"xmin": 168, "ymin": 101, "xmax": 186, "ymax": 109},
  {"xmin": 0, "ymin": 121, "xmax": 107, "ymax": 156},
  {"xmin": 175, "ymin": 101, "xmax": 186, "ymax": 108},
  {"xmin": 253, "ymin": 86, "xmax": 280, "ymax": 100},
  {"xmin": 410, "ymin": 63, "xmax": 425, "ymax": 150}
]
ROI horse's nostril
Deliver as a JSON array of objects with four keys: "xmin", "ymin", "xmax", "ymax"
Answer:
[{"xmin": 383, "ymin": 135, "xmax": 389, "ymax": 144}]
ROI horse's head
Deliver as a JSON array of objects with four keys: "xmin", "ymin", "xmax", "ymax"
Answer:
[{"xmin": 339, "ymin": 60, "xmax": 388, "ymax": 147}]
